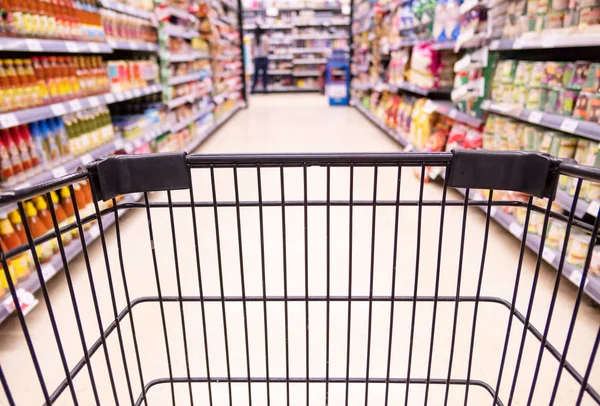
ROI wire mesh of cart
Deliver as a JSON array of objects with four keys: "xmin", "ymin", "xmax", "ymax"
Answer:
[{"xmin": 0, "ymin": 150, "xmax": 599, "ymax": 406}]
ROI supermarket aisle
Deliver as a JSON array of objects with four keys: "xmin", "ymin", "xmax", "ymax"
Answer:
[{"xmin": 0, "ymin": 94, "xmax": 599, "ymax": 406}]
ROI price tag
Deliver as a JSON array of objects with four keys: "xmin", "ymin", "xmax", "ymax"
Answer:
[
  {"xmin": 560, "ymin": 118, "xmax": 579, "ymax": 133},
  {"xmin": 80, "ymin": 153, "xmax": 93, "ymax": 165},
  {"xmin": 129, "ymin": 41, "xmax": 139, "ymax": 50},
  {"xmin": 508, "ymin": 222, "xmax": 523, "ymax": 238},
  {"xmin": 481, "ymin": 100, "xmax": 491, "ymax": 109},
  {"xmin": 51, "ymin": 166, "xmax": 67, "ymax": 178},
  {"xmin": 423, "ymin": 100, "xmax": 436, "ymax": 114},
  {"xmin": 133, "ymin": 89, "xmax": 142, "ymax": 97},
  {"xmin": 0, "ymin": 113, "xmax": 18, "ymax": 128},
  {"xmin": 495, "ymin": 103, "xmax": 513, "ymax": 113},
  {"xmin": 133, "ymin": 138, "xmax": 142, "ymax": 148},
  {"xmin": 42, "ymin": 263, "xmax": 57, "ymax": 282},
  {"xmin": 124, "ymin": 91, "xmax": 133, "ymax": 99},
  {"xmin": 88, "ymin": 225, "xmax": 100, "ymax": 240},
  {"xmin": 542, "ymin": 246, "xmax": 557, "ymax": 264},
  {"xmin": 449, "ymin": 109, "xmax": 458, "ymax": 119},
  {"xmin": 489, "ymin": 206, "xmax": 498, "ymax": 217},
  {"xmin": 107, "ymin": 39, "xmax": 117, "ymax": 48},
  {"xmin": 50, "ymin": 103, "xmax": 66, "ymax": 116},
  {"xmin": 88, "ymin": 97, "xmax": 99, "ymax": 107},
  {"xmin": 69, "ymin": 99, "xmax": 82, "ymax": 111},
  {"xmin": 489, "ymin": 40, "xmax": 500, "ymax": 50},
  {"xmin": 115, "ymin": 92, "xmax": 125, "ymax": 101},
  {"xmin": 104, "ymin": 93, "xmax": 115, "ymax": 104},
  {"xmin": 113, "ymin": 138, "xmax": 124, "ymax": 150},
  {"xmin": 528, "ymin": 111, "xmax": 544, "ymax": 124},
  {"xmin": 569, "ymin": 270, "xmax": 585, "ymax": 288},
  {"xmin": 25, "ymin": 39, "xmax": 42, "ymax": 51},
  {"xmin": 88, "ymin": 42, "xmax": 100, "ymax": 53},
  {"xmin": 65, "ymin": 41, "xmax": 79, "ymax": 52},
  {"xmin": 124, "ymin": 143, "xmax": 134, "ymax": 154},
  {"xmin": 15, "ymin": 181, "xmax": 30, "ymax": 190},
  {"xmin": 513, "ymin": 38, "xmax": 524, "ymax": 49},
  {"xmin": 2, "ymin": 289, "xmax": 38, "ymax": 316},
  {"xmin": 587, "ymin": 200, "xmax": 600, "ymax": 217}
]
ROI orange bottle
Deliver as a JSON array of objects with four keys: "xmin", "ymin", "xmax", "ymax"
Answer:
[
  {"xmin": 0, "ymin": 215, "xmax": 30, "ymax": 280},
  {"xmin": 60, "ymin": 186, "xmax": 79, "ymax": 238},
  {"xmin": 34, "ymin": 196, "xmax": 58, "ymax": 254},
  {"xmin": 50, "ymin": 190, "xmax": 72, "ymax": 246},
  {"xmin": 0, "ymin": 239, "xmax": 10, "ymax": 297},
  {"xmin": 73, "ymin": 182, "xmax": 92, "ymax": 230},
  {"xmin": 24, "ymin": 201, "xmax": 53, "ymax": 263}
]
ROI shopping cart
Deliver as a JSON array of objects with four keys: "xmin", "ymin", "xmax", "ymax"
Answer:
[{"xmin": 0, "ymin": 150, "xmax": 598, "ymax": 406}]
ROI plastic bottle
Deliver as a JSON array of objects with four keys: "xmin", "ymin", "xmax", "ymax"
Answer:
[
  {"xmin": 53, "ymin": 117, "xmax": 71, "ymax": 159},
  {"xmin": 0, "ymin": 215, "xmax": 30, "ymax": 280},
  {"xmin": 4, "ymin": 59, "xmax": 24, "ymax": 109},
  {"xmin": 9, "ymin": 126, "xmax": 32, "ymax": 174},
  {"xmin": 50, "ymin": 190, "xmax": 72, "ymax": 246},
  {"xmin": 8, "ymin": 209, "xmax": 34, "ymax": 272},
  {"xmin": 29, "ymin": 121, "xmax": 49, "ymax": 169},
  {"xmin": 60, "ymin": 186, "xmax": 79, "ymax": 238},
  {"xmin": 39, "ymin": 119, "xmax": 60, "ymax": 163},
  {"xmin": 20, "ymin": 125, "xmax": 40, "ymax": 172},
  {"xmin": 73, "ymin": 181, "xmax": 92, "ymax": 230},
  {"xmin": 34, "ymin": 196, "xmax": 58, "ymax": 254},
  {"xmin": 1, "ymin": 129, "xmax": 24, "ymax": 181},
  {"xmin": 0, "ymin": 135, "xmax": 14, "ymax": 185},
  {"xmin": 24, "ymin": 201, "xmax": 53, "ymax": 263}
]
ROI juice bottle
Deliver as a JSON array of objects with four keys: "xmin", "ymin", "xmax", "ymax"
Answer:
[
  {"xmin": 40, "ymin": 119, "xmax": 60, "ymax": 163},
  {"xmin": 4, "ymin": 59, "xmax": 24, "ymax": 109},
  {"xmin": 0, "ymin": 235, "xmax": 18, "ymax": 288},
  {"xmin": 34, "ymin": 196, "xmax": 58, "ymax": 254},
  {"xmin": 24, "ymin": 201, "xmax": 53, "ymax": 263},
  {"xmin": 73, "ymin": 181, "xmax": 92, "ymax": 230},
  {"xmin": 24, "ymin": 58, "xmax": 48, "ymax": 106},
  {"xmin": 8, "ymin": 209, "xmax": 34, "ymax": 272},
  {"xmin": 0, "ymin": 134, "xmax": 14, "ymax": 185},
  {"xmin": 29, "ymin": 121, "xmax": 48, "ymax": 169},
  {"xmin": 1, "ymin": 129, "xmax": 24, "ymax": 181},
  {"xmin": 9, "ymin": 127, "xmax": 31, "ymax": 179},
  {"xmin": 8, "ymin": 0, "xmax": 25, "ymax": 35},
  {"xmin": 0, "ymin": 215, "xmax": 30, "ymax": 280},
  {"xmin": 53, "ymin": 117, "xmax": 70, "ymax": 159},
  {"xmin": 0, "ymin": 60, "xmax": 12, "ymax": 112},
  {"xmin": 50, "ymin": 190, "xmax": 72, "ymax": 245},
  {"xmin": 20, "ymin": 125, "xmax": 40, "ymax": 172},
  {"xmin": 41, "ymin": 57, "xmax": 59, "ymax": 103},
  {"xmin": 66, "ymin": 57, "xmax": 81, "ymax": 97},
  {"xmin": 60, "ymin": 186, "xmax": 79, "ymax": 238},
  {"xmin": 14, "ymin": 59, "xmax": 33, "ymax": 108}
]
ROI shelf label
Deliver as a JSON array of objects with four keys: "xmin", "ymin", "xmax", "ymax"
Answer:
[
  {"xmin": 42, "ymin": 263, "xmax": 57, "ymax": 282},
  {"xmin": 508, "ymin": 222, "xmax": 523, "ymax": 238},
  {"xmin": 513, "ymin": 38, "xmax": 524, "ymax": 49},
  {"xmin": 50, "ymin": 103, "xmax": 66, "ymax": 116},
  {"xmin": 113, "ymin": 138, "xmax": 124, "ymax": 150},
  {"xmin": 0, "ymin": 113, "xmax": 18, "ymax": 128},
  {"xmin": 569, "ymin": 270, "xmax": 589, "ymax": 289},
  {"xmin": 124, "ymin": 91, "xmax": 133, "ymax": 99},
  {"xmin": 107, "ymin": 39, "xmax": 117, "ymax": 47},
  {"xmin": 542, "ymin": 246, "xmax": 557, "ymax": 264},
  {"xmin": 528, "ymin": 111, "xmax": 544, "ymax": 124},
  {"xmin": 560, "ymin": 118, "xmax": 579, "ymax": 133},
  {"xmin": 481, "ymin": 100, "xmax": 491, "ymax": 109},
  {"xmin": 88, "ymin": 97, "xmax": 100, "ymax": 107},
  {"xmin": 104, "ymin": 93, "xmax": 116, "ymax": 104},
  {"xmin": 124, "ymin": 143, "xmax": 134, "ymax": 153},
  {"xmin": 2, "ymin": 288, "xmax": 38, "ymax": 316},
  {"xmin": 130, "ymin": 41, "xmax": 139, "ymax": 50},
  {"xmin": 65, "ymin": 41, "xmax": 79, "ymax": 53},
  {"xmin": 88, "ymin": 42, "xmax": 100, "ymax": 53},
  {"xmin": 80, "ymin": 153, "xmax": 93, "ymax": 165},
  {"xmin": 25, "ymin": 39, "xmax": 42, "ymax": 51},
  {"xmin": 133, "ymin": 89, "xmax": 142, "ymax": 97},
  {"xmin": 587, "ymin": 200, "xmax": 600, "ymax": 217},
  {"xmin": 423, "ymin": 100, "xmax": 436, "ymax": 114},
  {"xmin": 15, "ymin": 181, "xmax": 30, "ymax": 190},
  {"xmin": 69, "ymin": 99, "xmax": 82, "ymax": 111},
  {"xmin": 51, "ymin": 166, "xmax": 67, "ymax": 178},
  {"xmin": 449, "ymin": 109, "xmax": 458, "ymax": 119}
]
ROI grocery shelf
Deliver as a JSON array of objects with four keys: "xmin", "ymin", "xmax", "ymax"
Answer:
[
  {"xmin": 183, "ymin": 104, "xmax": 242, "ymax": 152},
  {"xmin": 295, "ymin": 21, "xmax": 349, "ymax": 27},
  {"xmin": 0, "ymin": 84, "xmax": 163, "ymax": 130},
  {"xmin": 162, "ymin": 5, "xmax": 198, "ymax": 22},
  {"xmin": 481, "ymin": 100, "xmax": 600, "ymax": 142},
  {"xmin": 352, "ymin": 102, "xmax": 411, "ymax": 147},
  {"xmin": 555, "ymin": 189, "xmax": 599, "ymax": 220},
  {"xmin": 164, "ymin": 51, "xmax": 211, "ymax": 62},
  {"xmin": 451, "ymin": 187, "xmax": 600, "ymax": 306},
  {"xmin": 219, "ymin": 13, "xmax": 237, "ymax": 26},
  {"xmin": 268, "ymin": 69, "xmax": 293, "ymax": 75},
  {"xmin": 293, "ymin": 58, "xmax": 328, "ymax": 64},
  {"xmin": 245, "ymin": 6, "xmax": 344, "ymax": 12},
  {"xmin": 99, "ymin": 0, "xmax": 154, "ymax": 20},
  {"xmin": 215, "ymin": 70, "xmax": 242, "ymax": 78},
  {"xmin": 244, "ymin": 24, "xmax": 293, "ymax": 30},
  {"xmin": 352, "ymin": 81, "xmax": 452, "ymax": 98},
  {"xmin": 0, "ymin": 38, "xmax": 112, "ymax": 54},
  {"xmin": 172, "ymin": 105, "xmax": 214, "ymax": 133},
  {"xmin": 291, "ymin": 47, "xmax": 332, "ymax": 53},
  {"xmin": 0, "ymin": 192, "xmax": 143, "ymax": 326},
  {"xmin": 107, "ymin": 39, "xmax": 159, "ymax": 52},
  {"xmin": 119, "ymin": 123, "xmax": 170, "ymax": 154},
  {"xmin": 167, "ymin": 89, "xmax": 211, "ymax": 109},
  {"xmin": 163, "ymin": 22, "xmax": 200, "ymax": 39},
  {"xmin": 266, "ymin": 86, "xmax": 321, "ymax": 93},
  {"xmin": 292, "ymin": 70, "xmax": 322, "ymax": 76},
  {"xmin": 432, "ymin": 100, "xmax": 485, "ymax": 127},
  {"xmin": 269, "ymin": 55, "xmax": 293, "ymax": 60},
  {"xmin": 490, "ymin": 33, "xmax": 600, "ymax": 51},
  {"xmin": 168, "ymin": 71, "xmax": 211, "ymax": 86},
  {"xmin": 289, "ymin": 34, "xmax": 349, "ymax": 40}
]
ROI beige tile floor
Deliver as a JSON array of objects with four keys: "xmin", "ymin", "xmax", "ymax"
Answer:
[{"xmin": 0, "ymin": 94, "xmax": 599, "ymax": 405}]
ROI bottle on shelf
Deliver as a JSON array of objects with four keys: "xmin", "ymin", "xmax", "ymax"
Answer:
[
  {"xmin": 24, "ymin": 201, "xmax": 53, "ymax": 263},
  {"xmin": 60, "ymin": 186, "xmax": 79, "ymax": 238},
  {"xmin": 0, "ymin": 215, "xmax": 31, "ymax": 281},
  {"xmin": 50, "ymin": 190, "xmax": 73, "ymax": 246},
  {"xmin": 34, "ymin": 196, "xmax": 59, "ymax": 254}
]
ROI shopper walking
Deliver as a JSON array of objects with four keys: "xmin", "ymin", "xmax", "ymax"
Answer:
[{"xmin": 251, "ymin": 24, "xmax": 269, "ymax": 94}]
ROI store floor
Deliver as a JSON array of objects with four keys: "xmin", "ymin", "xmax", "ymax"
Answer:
[{"xmin": 1, "ymin": 94, "xmax": 599, "ymax": 406}]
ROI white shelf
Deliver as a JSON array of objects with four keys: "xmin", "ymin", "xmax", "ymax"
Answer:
[
  {"xmin": 172, "ymin": 105, "xmax": 214, "ymax": 133},
  {"xmin": 99, "ymin": 0, "xmax": 154, "ymax": 20},
  {"xmin": 0, "ymin": 84, "xmax": 163, "ymax": 130},
  {"xmin": 168, "ymin": 71, "xmax": 211, "ymax": 86},
  {"xmin": 107, "ymin": 39, "xmax": 159, "ymax": 52},
  {"xmin": 163, "ymin": 23, "xmax": 200, "ymax": 39},
  {"xmin": 167, "ymin": 88, "xmax": 212, "ymax": 109},
  {"xmin": 164, "ymin": 51, "xmax": 210, "ymax": 62},
  {"xmin": 291, "ymin": 47, "xmax": 332, "ymax": 53},
  {"xmin": 292, "ymin": 70, "xmax": 322, "ymax": 76},
  {"xmin": 0, "ymin": 38, "xmax": 112, "ymax": 53},
  {"xmin": 293, "ymin": 58, "xmax": 327, "ymax": 64}
]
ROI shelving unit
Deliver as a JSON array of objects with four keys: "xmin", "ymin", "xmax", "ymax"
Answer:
[
  {"xmin": 0, "ymin": 0, "xmax": 245, "ymax": 324},
  {"xmin": 349, "ymin": 0, "xmax": 600, "ymax": 305},
  {"xmin": 243, "ymin": 4, "xmax": 350, "ymax": 92}
]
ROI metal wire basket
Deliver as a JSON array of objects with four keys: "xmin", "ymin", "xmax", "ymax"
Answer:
[{"xmin": 0, "ymin": 150, "xmax": 598, "ymax": 406}]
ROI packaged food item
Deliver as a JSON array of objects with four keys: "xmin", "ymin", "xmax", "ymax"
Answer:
[
  {"xmin": 568, "ymin": 62, "xmax": 591, "ymax": 90},
  {"xmin": 24, "ymin": 201, "xmax": 53, "ymax": 264},
  {"xmin": 573, "ymin": 92, "xmax": 591, "ymax": 119},
  {"xmin": 546, "ymin": 220, "xmax": 568, "ymax": 250},
  {"xmin": 567, "ymin": 231, "xmax": 591, "ymax": 267},
  {"xmin": 590, "ymin": 245, "xmax": 600, "ymax": 275},
  {"xmin": 579, "ymin": 6, "xmax": 600, "ymax": 28},
  {"xmin": 583, "ymin": 63, "xmax": 600, "ymax": 92},
  {"xmin": 34, "ymin": 196, "xmax": 58, "ymax": 255},
  {"xmin": 0, "ymin": 216, "xmax": 30, "ymax": 280},
  {"xmin": 60, "ymin": 187, "xmax": 79, "ymax": 239}
]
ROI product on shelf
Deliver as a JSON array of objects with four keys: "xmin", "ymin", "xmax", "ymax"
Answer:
[
  {"xmin": 110, "ymin": 95, "xmax": 165, "ymax": 140},
  {"xmin": 101, "ymin": 9, "xmax": 158, "ymax": 43},
  {"xmin": 107, "ymin": 58, "xmax": 159, "ymax": 92},
  {"xmin": 407, "ymin": 44, "xmax": 457, "ymax": 89}
]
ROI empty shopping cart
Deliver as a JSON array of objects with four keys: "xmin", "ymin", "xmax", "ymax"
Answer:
[{"xmin": 0, "ymin": 150, "xmax": 599, "ymax": 406}]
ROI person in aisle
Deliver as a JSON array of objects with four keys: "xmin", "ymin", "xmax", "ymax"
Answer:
[{"xmin": 251, "ymin": 24, "xmax": 269, "ymax": 94}]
